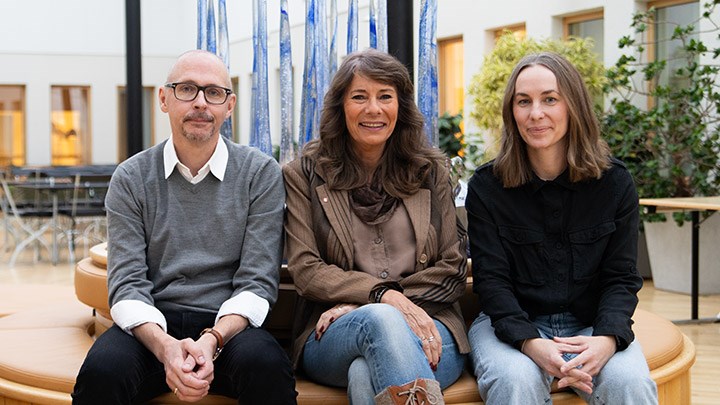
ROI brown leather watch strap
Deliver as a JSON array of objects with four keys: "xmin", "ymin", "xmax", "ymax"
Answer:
[{"xmin": 200, "ymin": 328, "xmax": 224, "ymax": 360}]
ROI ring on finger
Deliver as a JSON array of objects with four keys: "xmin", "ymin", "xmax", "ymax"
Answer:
[{"xmin": 427, "ymin": 336, "xmax": 435, "ymax": 343}]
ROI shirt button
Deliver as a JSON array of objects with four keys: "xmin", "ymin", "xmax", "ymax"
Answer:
[
  {"xmin": 555, "ymin": 242, "xmax": 563, "ymax": 249},
  {"xmin": 374, "ymin": 237, "xmax": 383, "ymax": 244},
  {"xmin": 419, "ymin": 253, "xmax": 428, "ymax": 263},
  {"xmin": 380, "ymin": 271, "xmax": 388, "ymax": 279},
  {"xmin": 553, "ymin": 210, "xmax": 560, "ymax": 218},
  {"xmin": 557, "ymin": 273, "xmax": 566, "ymax": 281}
]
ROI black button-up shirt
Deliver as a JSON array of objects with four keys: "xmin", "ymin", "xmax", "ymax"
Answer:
[{"xmin": 466, "ymin": 159, "xmax": 642, "ymax": 351}]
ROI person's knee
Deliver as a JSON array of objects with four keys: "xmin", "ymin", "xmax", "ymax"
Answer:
[
  {"xmin": 478, "ymin": 371, "xmax": 549, "ymax": 404},
  {"xmin": 591, "ymin": 368, "xmax": 657, "ymax": 404},
  {"xmin": 353, "ymin": 304, "xmax": 406, "ymax": 336},
  {"xmin": 225, "ymin": 329, "xmax": 292, "ymax": 375},
  {"xmin": 73, "ymin": 341, "xmax": 151, "ymax": 403},
  {"xmin": 486, "ymin": 362, "xmax": 544, "ymax": 385}
]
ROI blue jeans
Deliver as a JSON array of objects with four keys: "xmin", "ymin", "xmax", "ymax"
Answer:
[
  {"xmin": 302, "ymin": 303, "xmax": 465, "ymax": 405},
  {"xmin": 468, "ymin": 312, "xmax": 657, "ymax": 405}
]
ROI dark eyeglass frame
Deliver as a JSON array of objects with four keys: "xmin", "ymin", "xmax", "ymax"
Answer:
[{"xmin": 165, "ymin": 82, "xmax": 233, "ymax": 105}]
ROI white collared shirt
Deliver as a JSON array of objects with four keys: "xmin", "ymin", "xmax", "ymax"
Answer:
[
  {"xmin": 163, "ymin": 135, "xmax": 228, "ymax": 183},
  {"xmin": 111, "ymin": 135, "xmax": 271, "ymax": 335}
]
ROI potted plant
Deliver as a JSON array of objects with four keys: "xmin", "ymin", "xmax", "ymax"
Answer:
[{"xmin": 603, "ymin": 2, "xmax": 720, "ymax": 294}]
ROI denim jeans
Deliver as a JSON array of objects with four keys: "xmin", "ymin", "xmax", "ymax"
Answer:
[
  {"xmin": 302, "ymin": 303, "xmax": 465, "ymax": 405},
  {"xmin": 72, "ymin": 311, "xmax": 297, "ymax": 405},
  {"xmin": 468, "ymin": 312, "xmax": 657, "ymax": 405}
]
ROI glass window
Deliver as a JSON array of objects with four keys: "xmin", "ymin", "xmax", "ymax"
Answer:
[
  {"xmin": 51, "ymin": 86, "xmax": 91, "ymax": 166},
  {"xmin": 118, "ymin": 86, "xmax": 155, "ymax": 160},
  {"xmin": 565, "ymin": 11, "xmax": 604, "ymax": 62},
  {"xmin": 494, "ymin": 24, "xmax": 526, "ymax": 42},
  {"xmin": 438, "ymin": 37, "xmax": 464, "ymax": 116},
  {"xmin": 653, "ymin": 1, "xmax": 699, "ymax": 91},
  {"xmin": 0, "ymin": 85, "xmax": 25, "ymax": 167}
]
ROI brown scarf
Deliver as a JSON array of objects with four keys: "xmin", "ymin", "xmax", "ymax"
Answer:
[{"xmin": 350, "ymin": 174, "xmax": 398, "ymax": 225}]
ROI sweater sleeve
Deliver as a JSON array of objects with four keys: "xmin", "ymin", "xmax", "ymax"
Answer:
[
  {"xmin": 229, "ymin": 155, "xmax": 285, "ymax": 322},
  {"xmin": 591, "ymin": 167, "xmax": 642, "ymax": 350},
  {"xmin": 105, "ymin": 163, "xmax": 167, "ymax": 333},
  {"xmin": 465, "ymin": 170, "xmax": 541, "ymax": 347}
]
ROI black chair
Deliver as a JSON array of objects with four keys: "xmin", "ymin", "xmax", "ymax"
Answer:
[
  {"xmin": 58, "ymin": 173, "xmax": 110, "ymax": 262},
  {"xmin": 1, "ymin": 177, "xmax": 56, "ymax": 267}
]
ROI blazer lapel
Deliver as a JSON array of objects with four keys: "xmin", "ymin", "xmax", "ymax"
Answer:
[
  {"xmin": 315, "ymin": 181, "xmax": 354, "ymax": 265},
  {"xmin": 403, "ymin": 188, "xmax": 430, "ymax": 262}
]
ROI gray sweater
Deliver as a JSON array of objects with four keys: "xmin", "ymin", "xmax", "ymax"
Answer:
[{"xmin": 106, "ymin": 138, "xmax": 285, "ymax": 318}]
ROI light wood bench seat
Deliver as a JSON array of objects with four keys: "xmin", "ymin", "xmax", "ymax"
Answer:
[{"xmin": 0, "ymin": 244, "xmax": 696, "ymax": 404}]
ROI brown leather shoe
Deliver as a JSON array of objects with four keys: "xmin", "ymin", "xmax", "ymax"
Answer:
[{"xmin": 374, "ymin": 378, "xmax": 444, "ymax": 404}]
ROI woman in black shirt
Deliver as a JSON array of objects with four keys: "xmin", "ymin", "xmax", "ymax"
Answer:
[{"xmin": 465, "ymin": 52, "xmax": 658, "ymax": 404}]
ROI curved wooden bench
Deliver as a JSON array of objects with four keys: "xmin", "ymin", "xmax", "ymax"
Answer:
[{"xmin": 0, "ymin": 244, "xmax": 696, "ymax": 404}]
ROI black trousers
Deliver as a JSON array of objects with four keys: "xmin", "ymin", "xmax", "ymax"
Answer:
[{"xmin": 72, "ymin": 311, "xmax": 297, "ymax": 404}]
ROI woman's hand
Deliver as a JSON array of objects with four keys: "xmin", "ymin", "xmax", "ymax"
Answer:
[
  {"xmin": 521, "ymin": 338, "xmax": 594, "ymax": 394},
  {"xmin": 315, "ymin": 303, "xmax": 359, "ymax": 340},
  {"xmin": 557, "ymin": 335, "xmax": 616, "ymax": 378},
  {"xmin": 381, "ymin": 290, "xmax": 442, "ymax": 370}
]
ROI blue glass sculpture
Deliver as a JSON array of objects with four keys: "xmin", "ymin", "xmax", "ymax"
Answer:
[
  {"xmin": 315, "ymin": 0, "xmax": 328, "ymax": 120},
  {"xmin": 250, "ymin": 0, "xmax": 272, "ymax": 155},
  {"xmin": 279, "ymin": 0, "xmax": 295, "ymax": 163},
  {"xmin": 376, "ymin": 0, "xmax": 387, "ymax": 52},
  {"xmin": 418, "ymin": 0, "xmax": 438, "ymax": 146},
  {"xmin": 299, "ymin": 0, "xmax": 317, "ymax": 147},
  {"xmin": 197, "ymin": 0, "xmax": 207, "ymax": 50},
  {"xmin": 369, "ymin": 0, "xmax": 376, "ymax": 49},
  {"xmin": 347, "ymin": 0, "xmax": 358, "ymax": 54},
  {"xmin": 218, "ymin": 0, "xmax": 228, "ymax": 68},
  {"xmin": 218, "ymin": 0, "xmax": 232, "ymax": 138},
  {"xmin": 328, "ymin": 0, "xmax": 338, "ymax": 78},
  {"xmin": 206, "ymin": 0, "xmax": 216, "ymax": 53},
  {"xmin": 369, "ymin": 0, "xmax": 387, "ymax": 51}
]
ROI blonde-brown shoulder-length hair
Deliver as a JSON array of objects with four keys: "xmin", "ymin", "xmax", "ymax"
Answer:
[
  {"xmin": 494, "ymin": 52, "xmax": 611, "ymax": 188},
  {"xmin": 302, "ymin": 48, "xmax": 446, "ymax": 197}
]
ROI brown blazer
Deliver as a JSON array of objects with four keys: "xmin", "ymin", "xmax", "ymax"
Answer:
[{"xmin": 282, "ymin": 157, "xmax": 470, "ymax": 368}]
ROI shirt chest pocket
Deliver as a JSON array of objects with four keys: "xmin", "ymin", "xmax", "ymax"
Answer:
[
  {"xmin": 568, "ymin": 221, "xmax": 616, "ymax": 281},
  {"xmin": 498, "ymin": 226, "xmax": 546, "ymax": 285}
]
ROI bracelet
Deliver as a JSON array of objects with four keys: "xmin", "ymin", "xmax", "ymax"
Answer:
[
  {"xmin": 374, "ymin": 286, "xmax": 389, "ymax": 303},
  {"xmin": 369, "ymin": 282, "xmax": 403, "ymax": 303},
  {"xmin": 200, "ymin": 328, "xmax": 224, "ymax": 360}
]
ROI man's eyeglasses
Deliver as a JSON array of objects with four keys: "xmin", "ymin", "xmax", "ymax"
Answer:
[{"xmin": 165, "ymin": 82, "xmax": 232, "ymax": 105}]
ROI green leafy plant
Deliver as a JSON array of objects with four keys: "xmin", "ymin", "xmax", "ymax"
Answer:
[
  {"xmin": 468, "ymin": 32, "xmax": 606, "ymax": 157},
  {"xmin": 602, "ymin": 1, "xmax": 720, "ymax": 224},
  {"xmin": 438, "ymin": 112, "xmax": 464, "ymax": 159},
  {"xmin": 438, "ymin": 112, "xmax": 488, "ymax": 185}
]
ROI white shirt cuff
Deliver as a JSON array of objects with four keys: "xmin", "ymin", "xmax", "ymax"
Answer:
[
  {"xmin": 216, "ymin": 291, "xmax": 269, "ymax": 328},
  {"xmin": 110, "ymin": 299, "xmax": 167, "ymax": 335}
]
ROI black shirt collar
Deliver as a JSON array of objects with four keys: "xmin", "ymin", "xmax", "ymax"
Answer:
[{"xmin": 528, "ymin": 168, "xmax": 580, "ymax": 193}]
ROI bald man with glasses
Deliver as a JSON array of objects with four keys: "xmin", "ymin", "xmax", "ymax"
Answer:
[{"xmin": 72, "ymin": 50, "xmax": 297, "ymax": 405}]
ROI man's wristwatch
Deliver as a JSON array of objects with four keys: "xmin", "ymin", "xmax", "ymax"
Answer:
[{"xmin": 200, "ymin": 328, "xmax": 224, "ymax": 360}]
